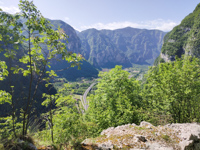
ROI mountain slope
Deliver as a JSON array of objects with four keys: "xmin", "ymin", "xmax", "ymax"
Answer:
[
  {"xmin": 78, "ymin": 27, "xmax": 166, "ymax": 68},
  {"xmin": 155, "ymin": 3, "xmax": 200, "ymax": 64},
  {"xmin": 48, "ymin": 20, "xmax": 98, "ymax": 80},
  {"xmin": 78, "ymin": 28, "xmax": 132, "ymax": 68},
  {"xmin": 0, "ymin": 19, "xmax": 98, "ymax": 116},
  {"xmin": 102, "ymin": 27, "xmax": 166, "ymax": 65}
]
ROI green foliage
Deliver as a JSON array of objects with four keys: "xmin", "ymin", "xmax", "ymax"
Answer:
[
  {"xmin": 143, "ymin": 56, "xmax": 200, "ymax": 124},
  {"xmin": 0, "ymin": 61, "xmax": 8, "ymax": 81},
  {"xmin": 160, "ymin": 3, "xmax": 200, "ymax": 61},
  {"xmin": 0, "ymin": 0, "xmax": 83, "ymax": 141},
  {"xmin": 86, "ymin": 66, "xmax": 142, "ymax": 133},
  {"xmin": 37, "ymin": 83, "xmax": 89, "ymax": 147}
]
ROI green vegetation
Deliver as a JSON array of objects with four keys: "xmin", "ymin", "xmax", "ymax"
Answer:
[
  {"xmin": 0, "ymin": 0, "xmax": 82, "ymax": 148},
  {"xmin": 143, "ymin": 56, "xmax": 200, "ymax": 123},
  {"xmin": 86, "ymin": 66, "xmax": 142, "ymax": 134},
  {"xmin": 0, "ymin": 1, "xmax": 200, "ymax": 150}
]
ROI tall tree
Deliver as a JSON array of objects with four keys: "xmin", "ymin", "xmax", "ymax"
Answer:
[
  {"xmin": 142, "ymin": 56, "xmax": 200, "ymax": 123},
  {"xmin": 86, "ymin": 66, "xmax": 141, "ymax": 133},
  {"xmin": 18, "ymin": 0, "xmax": 82, "ymax": 136},
  {"xmin": 0, "ymin": 0, "xmax": 82, "ymax": 138}
]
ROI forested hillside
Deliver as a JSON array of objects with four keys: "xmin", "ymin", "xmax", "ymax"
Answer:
[{"xmin": 155, "ymin": 3, "xmax": 200, "ymax": 65}]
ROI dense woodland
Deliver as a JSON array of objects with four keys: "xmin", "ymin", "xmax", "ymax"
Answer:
[{"xmin": 0, "ymin": 1, "xmax": 200, "ymax": 150}]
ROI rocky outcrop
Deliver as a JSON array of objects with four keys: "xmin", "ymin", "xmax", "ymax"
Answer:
[
  {"xmin": 160, "ymin": 53, "xmax": 175, "ymax": 62},
  {"xmin": 82, "ymin": 121, "xmax": 200, "ymax": 150}
]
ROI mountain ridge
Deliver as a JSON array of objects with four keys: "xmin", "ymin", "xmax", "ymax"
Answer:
[{"xmin": 78, "ymin": 27, "xmax": 166, "ymax": 68}]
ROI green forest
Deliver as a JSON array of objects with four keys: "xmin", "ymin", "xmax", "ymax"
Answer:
[{"xmin": 0, "ymin": 1, "xmax": 200, "ymax": 150}]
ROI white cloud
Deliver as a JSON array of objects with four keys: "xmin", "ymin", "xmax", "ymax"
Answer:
[
  {"xmin": 79, "ymin": 19, "xmax": 179, "ymax": 32},
  {"xmin": 64, "ymin": 17, "xmax": 70, "ymax": 21},
  {"xmin": 0, "ymin": 6, "xmax": 20, "ymax": 14}
]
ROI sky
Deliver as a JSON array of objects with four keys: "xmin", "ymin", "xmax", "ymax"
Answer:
[{"xmin": 0, "ymin": 0, "xmax": 199, "ymax": 32}]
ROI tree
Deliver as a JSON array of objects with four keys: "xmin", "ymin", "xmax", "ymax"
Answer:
[
  {"xmin": 142, "ymin": 56, "xmax": 200, "ymax": 124},
  {"xmin": 0, "ymin": 61, "xmax": 15, "ymax": 140},
  {"xmin": 40, "ymin": 83, "xmax": 87, "ymax": 147},
  {"xmin": 0, "ymin": 0, "xmax": 83, "ymax": 139},
  {"xmin": 86, "ymin": 66, "xmax": 141, "ymax": 133},
  {"xmin": 18, "ymin": 0, "xmax": 83, "ymax": 137}
]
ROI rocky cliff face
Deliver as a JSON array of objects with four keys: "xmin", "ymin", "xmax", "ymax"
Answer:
[
  {"xmin": 156, "ymin": 3, "xmax": 200, "ymax": 64},
  {"xmin": 78, "ymin": 27, "xmax": 166, "ymax": 68},
  {"xmin": 82, "ymin": 121, "xmax": 200, "ymax": 150},
  {"xmin": 102, "ymin": 28, "xmax": 166, "ymax": 65},
  {"xmin": 78, "ymin": 28, "xmax": 132, "ymax": 68}
]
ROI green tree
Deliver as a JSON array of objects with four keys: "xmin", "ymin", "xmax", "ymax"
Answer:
[
  {"xmin": 86, "ymin": 66, "xmax": 141, "ymax": 133},
  {"xmin": 142, "ymin": 56, "xmax": 200, "ymax": 124},
  {"xmin": 17, "ymin": 0, "xmax": 82, "ymax": 137},
  {"xmin": 39, "ymin": 83, "xmax": 87, "ymax": 148},
  {"xmin": 0, "ymin": 0, "xmax": 82, "ymax": 139},
  {"xmin": 0, "ymin": 61, "xmax": 15, "ymax": 140}
]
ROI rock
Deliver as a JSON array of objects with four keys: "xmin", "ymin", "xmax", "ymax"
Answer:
[
  {"xmin": 18, "ymin": 139, "xmax": 37, "ymax": 150},
  {"xmin": 98, "ymin": 140, "xmax": 114, "ymax": 150},
  {"xmin": 4, "ymin": 139, "xmax": 38, "ymax": 150},
  {"xmin": 165, "ymin": 123, "xmax": 200, "ymax": 150},
  {"xmin": 146, "ymin": 143, "xmax": 173, "ymax": 150},
  {"xmin": 82, "ymin": 122, "xmax": 200, "ymax": 150},
  {"xmin": 139, "ymin": 121, "xmax": 153, "ymax": 129},
  {"xmin": 137, "ymin": 136, "xmax": 147, "ymax": 142}
]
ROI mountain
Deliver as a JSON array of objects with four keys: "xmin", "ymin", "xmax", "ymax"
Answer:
[
  {"xmin": 16, "ymin": 18, "xmax": 98, "ymax": 81},
  {"xmin": 0, "ymin": 19, "xmax": 98, "ymax": 117},
  {"xmin": 102, "ymin": 28, "xmax": 166, "ymax": 65},
  {"xmin": 78, "ymin": 28, "xmax": 132, "ymax": 68},
  {"xmin": 78, "ymin": 27, "xmax": 166, "ymax": 68},
  {"xmin": 155, "ymin": 3, "xmax": 200, "ymax": 64},
  {"xmin": 48, "ymin": 20, "xmax": 98, "ymax": 81}
]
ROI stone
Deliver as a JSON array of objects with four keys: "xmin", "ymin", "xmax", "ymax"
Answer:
[
  {"xmin": 137, "ymin": 136, "xmax": 147, "ymax": 142},
  {"xmin": 139, "ymin": 121, "xmax": 153, "ymax": 129}
]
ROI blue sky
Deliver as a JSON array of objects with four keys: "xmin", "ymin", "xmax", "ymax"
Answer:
[{"xmin": 0, "ymin": 0, "xmax": 199, "ymax": 31}]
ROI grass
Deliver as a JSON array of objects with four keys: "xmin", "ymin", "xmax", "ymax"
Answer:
[
  {"xmin": 161, "ymin": 134, "xmax": 171, "ymax": 142},
  {"xmin": 73, "ymin": 94, "xmax": 82, "ymax": 99}
]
